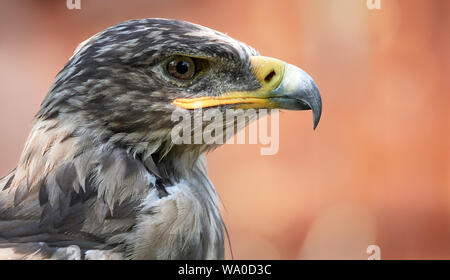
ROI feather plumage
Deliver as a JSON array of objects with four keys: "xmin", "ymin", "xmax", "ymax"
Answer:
[{"xmin": 0, "ymin": 18, "xmax": 266, "ymax": 259}]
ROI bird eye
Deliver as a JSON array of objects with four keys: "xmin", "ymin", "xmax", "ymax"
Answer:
[{"xmin": 167, "ymin": 56, "xmax": 196, "ymax": 80}]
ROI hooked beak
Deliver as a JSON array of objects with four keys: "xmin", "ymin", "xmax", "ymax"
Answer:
[{"xmin": 173, "ymin": 56, "xmax": 322, "ymax": 129}]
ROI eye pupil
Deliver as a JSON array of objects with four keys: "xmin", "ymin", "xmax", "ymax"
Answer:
[{"xmin": 176, "ymin": 61, "xmax": 189, "ymax": 74}]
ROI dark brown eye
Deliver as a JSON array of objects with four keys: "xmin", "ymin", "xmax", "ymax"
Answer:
[{"xmin": 167, "ymin": 56, "xmax": 195, "ymax": 80}]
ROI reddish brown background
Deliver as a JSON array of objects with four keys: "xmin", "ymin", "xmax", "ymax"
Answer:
[{"xmin": 0, "ymin": 0, "xmax": 449, "ymax": 259}]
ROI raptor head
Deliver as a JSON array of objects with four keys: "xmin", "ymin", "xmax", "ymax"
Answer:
[{"xmin": 38, "ymin": 18, "xmax": 321, "ymax": 162}]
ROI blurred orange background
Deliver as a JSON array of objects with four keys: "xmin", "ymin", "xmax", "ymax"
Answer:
[{"xmin": 0, "ymin": 0, "xmax": 449, "ymax": 259}]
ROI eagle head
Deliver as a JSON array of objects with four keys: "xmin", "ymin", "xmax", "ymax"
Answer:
[{"xmin": 37, "ymin": 18, "xmax": 321, "ymax": 162}]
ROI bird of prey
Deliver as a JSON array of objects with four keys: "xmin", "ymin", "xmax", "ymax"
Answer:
[{"xmin": 0, "ymin": 18, "xmax": 321, "ymax": 260}]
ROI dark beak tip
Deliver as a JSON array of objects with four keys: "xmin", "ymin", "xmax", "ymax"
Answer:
[
  {"xmin": 311, "ymin": 97, "xmax": 322, "ymax": 130},
  {"xmin": 313, "ymin": 115, "xmax": 320, "ymax": 130}
]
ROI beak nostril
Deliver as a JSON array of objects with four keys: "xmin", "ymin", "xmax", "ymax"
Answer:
[{"xmin": 264, "ymin": 70, "xmax": 276, "ymax": 83}]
